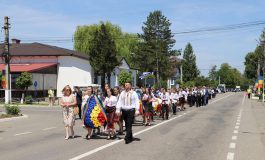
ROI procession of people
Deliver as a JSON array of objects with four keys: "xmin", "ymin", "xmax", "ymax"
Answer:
[{"xmin": 60, "ymin": 81, "xmax": 218, "ymax": 144}]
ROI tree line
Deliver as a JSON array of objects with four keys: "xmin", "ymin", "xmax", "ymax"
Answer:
[{"xmin": 73, "ymin": 10, "xmax": 246, "ymax": 89}]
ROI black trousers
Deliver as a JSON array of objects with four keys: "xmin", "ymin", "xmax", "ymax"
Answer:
[
  {"xmin": 162, "ymin": 104, "xmax": 169, "ymax": 120},
  {"xmin": 172, "ymin": 103, "xmax": 177, "ymax": 114},
  {"xmin": 78, "ymin": 104, "xmax": 82, "ymax": 119},
  {"xmin": 122, "ymin": 108, "xmax": 135, "ymax": 141}
]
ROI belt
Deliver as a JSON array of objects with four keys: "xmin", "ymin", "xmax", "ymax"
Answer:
[{"xmin": 121, "ymin": 108, "xmax": 135, "ymax": 111}]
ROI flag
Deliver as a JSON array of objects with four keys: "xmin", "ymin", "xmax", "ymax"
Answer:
[
  {"xmin": 83, "ymin": 95, "xmax": 107, "ymax": 128},
  {"xmin": 139, "ymin": 72, "xmax": 153, "ymax": 79}
]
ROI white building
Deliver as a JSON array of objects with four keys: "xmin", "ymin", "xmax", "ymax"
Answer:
[
  {"xmin": 0, "ymin": 40, "xmax": 94, "ymax": 98},
  {"xmin": 96, "ymin": 58, "xmax": 138, "ymax": 88}
]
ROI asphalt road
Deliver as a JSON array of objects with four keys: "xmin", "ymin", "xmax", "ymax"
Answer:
[{"xmin": 1, "ymin": 92, "xmax": 265, "ymax": 160}]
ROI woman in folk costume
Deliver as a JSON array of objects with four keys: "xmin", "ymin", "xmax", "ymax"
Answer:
[
  {"xmin": 60, "ymin": 85, "xmax": 77, "ymax": 140},
  {"xmin": 170, "ymin": 88, "xmax": 179, "ymax": 115},
  {"xmin": 178, "ymin": 88, "xmax": 186, "ymax": 111},
  {"xmin": 142, "ymin": 88, "xmax": 154, "ymax": 126},
  {"xmin": 113, "ymin": 86, "xmax": 123, "ymax": 135},
  {"xmin": 83, "ymin": 86, "xmax": 107, "ymax": 140},
  {"xmin": 103, "ymin": 88, "xmax": 118, "ymax": 139}
]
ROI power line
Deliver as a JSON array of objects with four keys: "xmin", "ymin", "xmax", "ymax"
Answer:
[{"xmin": 1, "ymin": 19, "xmax": 265, "ymax": 43}]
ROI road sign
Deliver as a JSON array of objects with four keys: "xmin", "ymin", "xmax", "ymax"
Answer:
[{"xmin": 34, "ymin": 81, "xmax": 37, "ymax": 87}]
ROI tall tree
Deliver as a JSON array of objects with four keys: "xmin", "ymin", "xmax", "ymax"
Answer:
[
  {"xmin": 182, "ymin": 43, "xmax": 200, "ymax": 82},
  {"xmin": 208, "ymin": 65, "xmax": 217, "ymax": 81},
  {"xmin": 89, "ymin": 23, "xmax": 119, "ymax": 88},
  {"xmin": 135, "ymin": 10, "xmax": 179, "ymax": 82},
  {"xmin": 74, "ymin": 22, "xmax": 138, "ymax": 68},
  {"xmin": 217, "ymin": 63, "xmax": 243, "ymax": 88}
]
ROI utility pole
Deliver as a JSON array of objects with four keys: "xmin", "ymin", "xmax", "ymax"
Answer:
[
  {"xmin": 156, "ymin": 50, "xmax": 159, "ymax": 87},
  {"xmin": 3, "ymin": 16, "xmax": 11, "ymax": 104},
  {"xmin": 219, "ymin": 76, "xmax": 220, "ymax": 85}
]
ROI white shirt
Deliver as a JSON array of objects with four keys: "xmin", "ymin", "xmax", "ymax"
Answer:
[
  {"xmin": 161, "ymin": 92, "xmax": 170, "ymax": 104},
  {"xmin": 116, "ymin": 90, "xmax": 140, "ymax": 111},
  {"xmin": 104, "ymin": 96, "xmax": 118, "ymax": 107},
  {"xmin": 171, "ymin": 93, "xmax": 179, "ymax": 103}
]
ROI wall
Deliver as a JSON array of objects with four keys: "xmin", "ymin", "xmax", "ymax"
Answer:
[
  {"xmin": 28, "ymin": 73, "xmax": 57, "ymax": 90},
  {"xmin": 57, "ymin": 56, "xmax": 93, "ymax": 97}
]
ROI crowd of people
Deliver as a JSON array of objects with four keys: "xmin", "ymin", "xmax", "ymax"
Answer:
[{"xmin": 60, "ymin": 81, "xmax": 217, "ymax": 144}]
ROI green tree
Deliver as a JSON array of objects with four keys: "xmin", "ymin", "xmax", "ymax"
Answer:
[
  {"xmin": 15, "ymin": 72, "xmax": 33, "ymax": 92},
  {"xmin": 74, "ymin": 22, "xmax": 138, "ymax": 68},
  {"xmin": 182, "ymin": 43, "xmax": 200, "ymax": 82},
  {"xmin": 217, "ymin": 63, "xmax": 243, "ymax": 88},
  {"xmin": 89, "ymin": 23, "xmax": 120, "ymax": 88},
  {"xmin": 208, "ymin": 65, "xmax": 217, "ymax": 81},
  {"xmin": 244, "ymin": 29, "xmax": 265, "ymax": 84},
  {"xmin": 135, "ymin": 10, "xmax": 179, "ymax": 82},
  {"xmin": 118, "ymin": 70, "xmax": 132, "ymax": 86}
]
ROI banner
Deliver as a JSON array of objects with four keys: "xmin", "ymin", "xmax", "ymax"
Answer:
[{"xmin": 139, "ymin": 72, "xmax": 153, "ymax": 79}]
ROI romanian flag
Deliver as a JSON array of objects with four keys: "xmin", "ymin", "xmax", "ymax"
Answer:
[
  {"xmin": 1, "ymin": 70, "xmax": 6, "ymax": 89},
  {"xmin": 83, "ymin": 95, "xmax": 107, "ymax": 128},
  {"xmin": 258, "ymin": 75, "xmax": 264, "ymax": 88}
]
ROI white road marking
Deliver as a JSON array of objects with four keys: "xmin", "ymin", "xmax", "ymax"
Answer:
[
  {"xmin": 236, "ymin": 122, "xmax": 240, "ymax": 125},
  {"xmin": 232, "ymin": 136, "xmax": 237, "ymax": 140},
  {"xmin": 236, "ymin": 119, "xmax": 240, "ymax": 122},
  {"xmin": 183, "ymin": 113, "xmax": 187, "ymax": 115},
  {"xmin": 20, "ymin": 109, "xmax": 61, "ymax": 112},
  {"xmin": 235, "ymin": 126, "xmax": 239, "ymax": 129},
  {"xmin": 43, "ymin": 127, "xmax": 57, "ymax": 131},
  {"xmin": 14, "ymin": 132, "xmax": 32, "ymax": 136},
  {"xmin": 229, "ymin": 143, "xmax": 236, "ymax": 149},
  {"xmin": 69, "ymin": 93, "xmax": 233, "ymax": 160},
  {"xmin": 227, "ymin": 152, "xmax": 234, "ymax": 160},
  {"xmin": 233, "ymin": 130, "xmax": 238, "ymax": 134}
]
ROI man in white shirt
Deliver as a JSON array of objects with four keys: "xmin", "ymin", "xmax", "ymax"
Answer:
[{"xmin": 116, "ymin": 81, "xmax": 140, "ymax": 144}]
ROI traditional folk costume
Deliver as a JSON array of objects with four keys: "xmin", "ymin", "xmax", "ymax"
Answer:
[
  {"xmin": 116, "ymin": 89, "xmax": 140, "ymax": 144},
  {"xmin": 161, "ymin": 92, "xmax": 170, "ymax": 120},
  {"xmin": 178, "ymin": 91, "xmax": 186, "ymax": 110},
  {"xmin": 142, "ymin": 93, "xmax": 153, "ymax": 117},
  {"xmin": 104, "ymin": 96, "xmax": 118, "ymax": 132}
]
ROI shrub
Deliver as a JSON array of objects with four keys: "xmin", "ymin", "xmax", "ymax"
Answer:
[
  {"xmin": 25, "ymin": 95, "xmax": 33, "ymax": 104},
  {"xmin": 5, "ymin": 105, "xmax": 20, "ymax": 115}
]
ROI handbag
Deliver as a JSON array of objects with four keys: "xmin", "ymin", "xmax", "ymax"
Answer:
[{"xmin": 74, "ymin": 105, "xmax": 79, "ymax": 116}]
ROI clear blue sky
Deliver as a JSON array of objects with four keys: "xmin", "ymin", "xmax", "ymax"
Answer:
[{"xmin": 1, "ymin": 0, "xmax": 265, "ymax": 76}]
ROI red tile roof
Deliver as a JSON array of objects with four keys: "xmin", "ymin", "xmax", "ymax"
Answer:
[
  {"xmin": 0, "ymin": 43, "xmax": 89, "ymax": 60},
  {"xmin": 0, "ymin": 63, "xmax": 57, "ymax": 72}
]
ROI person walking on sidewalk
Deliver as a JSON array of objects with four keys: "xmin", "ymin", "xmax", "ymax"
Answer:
[
  {"xmin": 48, "ymin": 88, "xmax": 54, "ymax": 107},
  {"xmin": 116, "ymin": 81, "xmax": 140, "ymax": 144}
]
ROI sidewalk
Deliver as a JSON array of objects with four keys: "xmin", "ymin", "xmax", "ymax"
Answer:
[{"xmin": 236, "ymin": 97, "xmax": 265, "ymax": 160}]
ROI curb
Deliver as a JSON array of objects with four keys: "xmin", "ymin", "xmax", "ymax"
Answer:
[{"xmin": 0, "ymin": 114, "xmax": 28, "ymax": 123}]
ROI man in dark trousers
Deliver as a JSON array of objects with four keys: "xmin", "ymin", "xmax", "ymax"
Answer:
[
  {"xmin": 116, "ymin": 81, "xmax": 140, "ymax": 144},
  {"xmin": 74, "ymin": 86, "xmax": 83, "ymax": 119}
]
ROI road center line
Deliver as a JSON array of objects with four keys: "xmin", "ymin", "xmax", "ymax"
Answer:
[
  {"xmin": 235, "ymin": 126, "xmax": 239, "ymax": 129},
  {"xmin": 227, "ymin": 152, "xmax": 234, "ymax": 160},
  {"xmin": 232, "ymin": 136, "xmax": 237, "ymax": 140},
  {"xmin": 69, "ymin": 93, "xmax": 233, "ymax": 160},
  {"xmin": 14, "ymin": 132, "xmax": 32, "ymax": 136},
  {"xmin": 229, "ymin": 143, "xmax": 236, "ymax": 149},
  {"xmin": 233, "ymin": 130, "xmax": 238, "ymax": 134}
]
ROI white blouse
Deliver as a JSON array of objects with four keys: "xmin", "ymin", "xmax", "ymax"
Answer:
[{"xmin": 104, "ymin": 96, "xmax": 118, "ymax": 107}]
